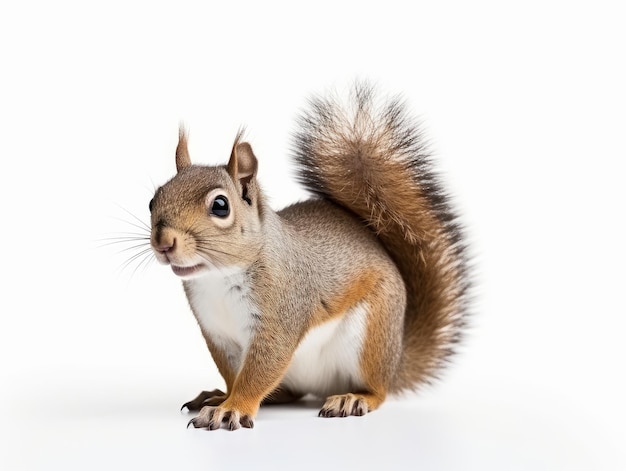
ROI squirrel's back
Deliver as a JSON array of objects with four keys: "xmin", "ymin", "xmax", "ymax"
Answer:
[{"xmin": 292, "ymin": 84, "xmax": 471, "ymax": 392}]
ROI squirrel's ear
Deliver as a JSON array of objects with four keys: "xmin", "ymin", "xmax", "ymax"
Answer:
[
  {"xmin": 176, "ymin": 125, "xmax": 191, "ymax": 172},
  {"xmin": 227, "ymin": 134, "xmax": 258, "ymax": 203}
]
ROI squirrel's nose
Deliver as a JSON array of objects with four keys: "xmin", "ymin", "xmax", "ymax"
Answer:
[
  {"xmin": 156, "ymin": 238, "xmax": 175, "ymax": 253},
  {"xmin": 156, "ymin": 244, "xmax": 174, "ymax": 253}
]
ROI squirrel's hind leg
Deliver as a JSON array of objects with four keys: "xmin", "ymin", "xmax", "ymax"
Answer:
[
  {"xmin": 181, "ymin": 389, "xmax": 228, "ymax": 412},
  {"xmin": 262, "ymin": 386, "xmax": 304, "ymax": 405},
  {"xmin": 318, "ymin": 268, "xmax": 404, "ymax": 418},
  {"xmin": 318, "ymin": 392, "xmax": 384, "ymax": 417}
]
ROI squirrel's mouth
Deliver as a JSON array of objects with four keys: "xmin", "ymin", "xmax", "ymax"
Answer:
[{"xmin": 171, "ymin": 264, "xmax": 204, "ymax": 278}]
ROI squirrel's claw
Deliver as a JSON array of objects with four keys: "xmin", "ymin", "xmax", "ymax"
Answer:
[
  {"xmin": 318, "ymin": 393, "xmax": 370, "ymax": 418},
  {"xmin": 180, "ymin": 389, "xmax": 227, "ymax": 412},
  {"xmin": 186, "ymin": 405, "xmax": 254, "ymax": 431}
]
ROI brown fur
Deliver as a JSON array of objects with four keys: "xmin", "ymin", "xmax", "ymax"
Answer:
[
  {"xmin": 293, "ymin": 83, "xmax": 470, "ymax": 392},
  {"xmin": 149, "ymin": 83, "xmax": 470, "ymax": 430},
  {"xmin": 310, "ymin": 267, "xmax": 379, "ymax": 325}
]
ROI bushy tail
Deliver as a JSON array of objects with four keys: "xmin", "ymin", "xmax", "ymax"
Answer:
[{"xmin": 292, "ymin": 83, "xmax": 471, "ymax": 392}]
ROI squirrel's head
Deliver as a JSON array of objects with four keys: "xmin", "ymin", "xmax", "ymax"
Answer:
[{"xmin": 149, "ymin": 128, "xmax": 264, "ymax": 279}]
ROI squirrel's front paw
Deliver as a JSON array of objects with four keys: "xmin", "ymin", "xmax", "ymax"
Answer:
[{"xmin": 187, "ymin": 405, "xmax": 255, "ymax": 431}]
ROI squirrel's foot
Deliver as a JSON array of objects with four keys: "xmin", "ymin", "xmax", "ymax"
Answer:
[
  {"xmin": 181, "ymin": 389, "xmax": 227, "ymax": 412},
  {"xmin": 187, "ymin": 405, "xmax": 254, "ymax": 431},
  {"xmin": 318, "ymin": 393, "xmax": 377, "ymax": 418},
  {"xmin": 262, "ymin": 386, "xmax": 303, "ymax": 405}
]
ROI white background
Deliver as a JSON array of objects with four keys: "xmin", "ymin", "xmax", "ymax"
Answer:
[{"xmin": 1, "ymin": 1, "xmax": 625, "ymax": 469}]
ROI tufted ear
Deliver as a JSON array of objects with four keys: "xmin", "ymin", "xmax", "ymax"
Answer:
[
  {"xmin": 227, "ymin": 132, "xmax": 258, "ymax": 204},
  {"xmin": 176, "ymin": 125, "xmax": 191, "ymax": 172}
]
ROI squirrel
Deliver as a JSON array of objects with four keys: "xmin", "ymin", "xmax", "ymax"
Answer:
[{"xmin": 148, "ymin": 84, "xmax": 470, "ymax": 431}]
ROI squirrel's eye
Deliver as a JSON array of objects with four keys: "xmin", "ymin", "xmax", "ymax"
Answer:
[
  {"xmin": 149, "ymin": 198, "xmax": 154, "ymax": 212},
  {"xmin": 210, "ymin": 195, "xmax": 230, "ymax": 218}
]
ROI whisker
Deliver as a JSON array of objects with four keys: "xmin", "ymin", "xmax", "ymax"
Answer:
[
  {"xmin": 100, "ymin": 231, "xmax": 150, "ymax": 239},
  {"xmin": 195, "ymin": 239, "xmax": 240, "ymax": 250},
  {"xmin": 128, "ymin": 251, "xmax": 156, "ymax": 279},
  {"xmin": 196, "ymin": 245, "xmax": 240, "ymax": 259},
  {"xmin": 96, "ymin": 236, "xmax": 150, "ymax": 247},
  {"xmin": 190, "ymin": 226, "xmax": 248, "ymax": 259},
  {"xmin": 191, "ymin": 230, "xmax": 245, "ymax": 244},
  {"xmin": 120, "ymin": 248, "xmax": 155, "ymax": 275},
  {"xmin": 197, "ymin": 250, "xmax": 228, "ymax": 269},
  {"xmin": 110, "ymin": 217, "xmax": 151, "ymax": 234},
  {"xmin": 115, "ymin": 204, "xmax": 151, "ymax": 231},
  {"xmin": 195, "ymin": 236, "xmax": 245, "ymax": 246},
  {"xmin": 95, "ymin": 236, "xmax": 151, "ymax": 254},
  {"xmin": 98, "ymin": 205, "xmax": 158, "ymax": 280},
  {"xmin": 192, "ymin": 233, "xmax": 247, "ymax": 249},
  {"xmin": 116, "ymin": 242, "xmax": 152, "ymax": 255},
  {"xmin": 196, "ymin": 249, "xmax": 233, "ymax": 260},
  {"xmin": 121, "ymin": 246, "xmax": 153, "ymax": 267}
]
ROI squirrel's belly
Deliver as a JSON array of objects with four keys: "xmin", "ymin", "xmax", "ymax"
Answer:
[{"xmin": 281, "ymin": 303, "xmax": 368, "ymax": 397}]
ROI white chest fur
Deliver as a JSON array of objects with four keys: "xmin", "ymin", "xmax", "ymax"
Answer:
[{"xmin": 185, "ymin": 267, "xmax": 257, "ymax": 372}]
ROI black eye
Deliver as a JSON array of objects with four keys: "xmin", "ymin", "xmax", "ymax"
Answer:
[
  {"xmin": 210, "ymin": 195, "xmax": 230, "ymax": 217},
  {"xmin": 149, "ymin": 198, "xmax": 154, "ymax": 212}
]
